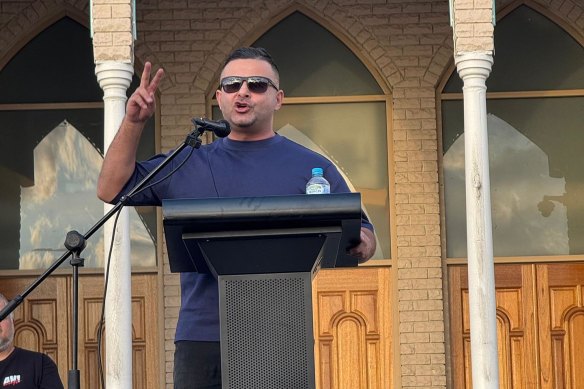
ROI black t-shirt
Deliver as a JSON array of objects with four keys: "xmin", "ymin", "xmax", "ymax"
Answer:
[{"xmin": 0, "ymin": 347, "xmax": 64, "ymax": 388}]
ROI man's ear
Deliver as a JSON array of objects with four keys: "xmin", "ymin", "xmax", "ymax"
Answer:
[
  {"xmin": 274, "ymin": 89, "xmax": 284, "ymax": 111},
  {"xmin": 215, "ymin": 89, "xmax": 222, "ymax": 110}
]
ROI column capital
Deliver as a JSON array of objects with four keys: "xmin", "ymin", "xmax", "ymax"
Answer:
[
  {"xmin": 455, "ymin": 53, "xmax": 493, "ymax": 82},
  {"xmin": 95, "ymin": 62, "xmax": 134, "ymax": 98}
]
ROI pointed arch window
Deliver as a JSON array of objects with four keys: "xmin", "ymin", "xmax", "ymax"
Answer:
[
  {"xmin": 212, "ymin": 12, "xmax": 391, "ymax": 260},
  {"xmin": 0, "ymin": 17, "xmax": 157, "ymax": 269},
  {"xmin": 441, "ymin": 5, "xmax": 584, "ymax": 258}
]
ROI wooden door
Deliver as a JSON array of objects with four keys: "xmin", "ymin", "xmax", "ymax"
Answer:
[
  {"xmin": 312, "ymin": 267, "xmax": 392, "ymax": 389},
  {"xmin": 450, "ymin": 262, "xmax": 584, "ymax": 389},
  {"xmin": 0, "ymin": 273, "xmax": 159, "ymax": 388}
]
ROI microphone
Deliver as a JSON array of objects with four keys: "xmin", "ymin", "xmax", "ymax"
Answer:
[{"xmin": 192, "ymin": 118, "xmax": 231, "ymax": 138}]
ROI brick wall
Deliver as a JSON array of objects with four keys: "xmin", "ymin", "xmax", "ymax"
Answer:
[
  {"xmin": 452, "ymin": 0, "xmax": 494, "ymax": 53},
  {"xmin": 92, "ymin": 0, "xmax": 133, "ymax": 63},
  {"xmin": 1, "ymin": 0, "xmax": 583, "ymax": 388}
]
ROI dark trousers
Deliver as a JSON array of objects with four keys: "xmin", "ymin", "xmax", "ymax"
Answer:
[{"xmin": 174, "ymin": 341, "xmax": 222, "ymax": 389}]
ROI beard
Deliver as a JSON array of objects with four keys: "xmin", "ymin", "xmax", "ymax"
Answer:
[{"xmin": 0, "ymin": 328, "xmax": 14, "ymax": 353}]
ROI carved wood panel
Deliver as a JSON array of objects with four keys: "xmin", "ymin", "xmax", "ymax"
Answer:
[
  {"xmin": 0, "ymin": 273, "xmax": 159, "ymax": 388},
  {"xmin": 537, "ymin": 263, "xmax": 584, "ymax": 389},
  {"xmin": 312, "ymin": 267, "xmax": 391, "ymax": 389},
  {"xmin": 450, "ymin": 264, "xmax": 538, "ymax": 389},
  {"xmin": 451, "ymin": 263, "xmax": 584, "ymax": 389}
]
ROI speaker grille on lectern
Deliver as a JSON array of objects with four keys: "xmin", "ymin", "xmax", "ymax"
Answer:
[{"xmin": 221, "ymin": 273, "xmax": 314, "ymax": 389}]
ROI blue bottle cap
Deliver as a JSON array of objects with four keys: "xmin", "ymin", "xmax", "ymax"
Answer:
[{"xmin": 311, "ymin": 167, "xmax": 323, "ymax": 176}]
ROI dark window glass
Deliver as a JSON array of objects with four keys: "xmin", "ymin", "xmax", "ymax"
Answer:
[{"xmin": 254, "ymin": 12, "xmax": 383, "ymax": 97}]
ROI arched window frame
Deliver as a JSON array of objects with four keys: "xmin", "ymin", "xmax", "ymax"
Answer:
[
  {"xmin": 437, "ymin": 0, "xmax": 584, "ymax": 263},
  {"xmin": 0, "ymin": 11, "xmax": 161, "ymax": 273},
  {"xmin": 205, "ymin": 6, "xmax": 396, "ymax": 263}
]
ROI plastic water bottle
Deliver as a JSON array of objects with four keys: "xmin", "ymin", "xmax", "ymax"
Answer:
[{"xmin": 306, "ymin": 167, "xmax": 330, "ymax": 194}]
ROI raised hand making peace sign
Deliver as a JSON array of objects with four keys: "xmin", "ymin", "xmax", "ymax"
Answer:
[{"xmin": 126, "ymin": 61, "xmax": 165, "ymax": 124}]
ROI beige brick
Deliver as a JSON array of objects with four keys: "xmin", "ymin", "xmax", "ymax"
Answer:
[
  {"xmin": 396, "ymin": 215, "xmax": 412, "ymax": 225},
  {"xmin": 454, "ymin": 0, "xmax": 474, "ymax": 9},
  {"xmin": 428, "ymin": 289, "xmax": 444, "ymax": 299},
  {"xmin": 415, "ymin": 363, "xmax": 446, "ymax": 375},
  {"xmin": 422, "ymin": 139, "xmax": 438, "ymax": 150},
  {"xmin": 401, "ymin": 332, "xmax": 430, "ymax": 343},
  {"xmin": 94, "ymin": 45, "xmax": 132, "ymax": 61},
  {"xmin": 93, "ymin": 17, "xmax": 132, "ymax": 32},
  {"xmin": 414, "ymin": 321, "xmax": 445, "ymax": 332},
  {"xmin": 398, "ymin": 279, "xmax": 414, "ymax": 289},
  {"xmin": 413, "ymin": 299, "xmax": 443, "ymax": 310},
  {"xmin": 395, "ymin": 193, "xmax": 411, "ymax": 203},
  {"xmin": 396, "ymin": 182, "xmax": 425, "ymax": 194},
  {"xmin": 409, "ymin": 193, "xmax": 439, "ymax": 203},
  {"xmin": 111, "ymin": 4, "xmax": 132, "ymax": 18},
  {"xmin": 411, "ymin": 278, "xmax": 442, "ymax": 289},
  {"xmin": 422, "ymin": 161, "xmax": 438, "ymax": 171},
  {"xmin": 454, "ymin": 9, "xmax": 492, "ymax": 23},
  {"xmin": 92, "ymin": 31, "xmax": 113, "ymax": 46},
  {"xmin": 401, "ymin": 310, "xmax": 430, "ymax": 322},
  {"xmin": 474, "ymin": 0, "xmax": 494, "ymax": 9},
  {"xmin": 406, "ymin": 108, "xmax": 436, "ymax": 119},
  {"xmin": 399, "ymin": 300, "xmax": 414, "ymax": 311},
  {"xmin": 456, "ymin": 36, "xmax": 494, "ymax": 52},
  {"xmin": 430, "ymin": 332, "xmax": 445, "ymax": 342},
  {"xmin": 424, "ymin": 204, "xmax": 440, "ymax": 213},
  {"xmin": 112, "ymin": 32, "xmax": 133, "ymax": 45},
  {"xmin": 408, "ymin": 171, "xmax": 438, "ymax": 183},
  {"xmin": 428, "ymin": 310, "xmax": 445, "ymax": 320},
  {"xmin": 397, "ymin": 204, "xmax": 425, "ymax": 214},
  {"xmin": 399, "ymin": 289, "xmax": 429, "ymax": 300},
  {"xmin": 398, "ymin": 246, "xmax": 427, "ymax": 258},
  {"xmin": 401, "ymin": 343, "xmax": 416, "ymax": 355},
  {"xmin": 393, "ymin": 140, "xmax": 422, "ymax": 151},
  {"xmin": 424, "ymin": 182, "xmax": 439, "ymax": 193},
  {"xmin": 474, "ymin": 22, "xmax": 494, "ymax": 37},
  {"xmin": 415, "ymin": 342, "xmax": 445, "ymax": 353},
  {"xmin": 407, "ymin": 150, "xmax": 437, "ymax": 161},
  {"xmin": 412, "ymin": 257, "xmax": 442, "ymax": 268},
  {"xmin": 428, "ymin": 268, "xmax": 442, "ymax": 278},
  {"xmin": 401, "ymin": 354, "xmax": 431, "ymax": 365},
  {"xmin": 93, "ymin": 4, "xmax": 112, "ymax": 18},
  {"xmin": 394, "ymin": 119, "xmax": 422, "ymax": 130},
  {"xmin": 397, "ymin": 225, "xmax": 426, "ymax": 236},
  {"xmin": 411, "ymin": 234, "xmax": 441, "ymax": 246},
  {"xmin": 400, "ymin": 268, "xmax": 429, "ymax": 279}
]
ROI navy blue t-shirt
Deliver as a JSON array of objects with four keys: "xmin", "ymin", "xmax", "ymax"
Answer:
[
  {"xmin": 0, "ymin": 347, "xmax": 64, "ymax": 389},
  {"xmin": 115, "ymin": 134, "xmax": 372, "ymax": 341}
]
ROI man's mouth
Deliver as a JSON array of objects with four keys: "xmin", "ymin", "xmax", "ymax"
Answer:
[{"xmin": 235, "ymin": 101, "xmax": 250, "ymax": 113}]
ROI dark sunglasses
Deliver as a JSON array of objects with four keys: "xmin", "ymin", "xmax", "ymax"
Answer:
[{"xmin": 220, "ymin": 76, "xmax": 279, "ymax": 94}]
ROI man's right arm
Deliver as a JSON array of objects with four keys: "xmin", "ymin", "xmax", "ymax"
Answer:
[{"xmin": 97, "ymin": 62, "xmax": 164, "ymax": 203}]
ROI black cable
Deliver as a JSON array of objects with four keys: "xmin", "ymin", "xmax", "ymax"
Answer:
[
  {"xmin": 97, "ymin": 206, "xmax": 123, "ymax": 389},
  {"xmin": 131, "ymin": 147, "xmax": 195, "ymax": 199},
  {"xmin": 95, "ymin": 143, "xmax": 196, "ymax": 388}
]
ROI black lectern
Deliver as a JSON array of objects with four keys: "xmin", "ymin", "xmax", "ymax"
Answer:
[{"xmin": 162, "ymin": 193, "xmax": 362, "ymax": 389}]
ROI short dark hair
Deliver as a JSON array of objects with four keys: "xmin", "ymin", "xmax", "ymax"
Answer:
[{"xmin": 222, "ymin": 47, "xmax": 279, "ymax": 78}]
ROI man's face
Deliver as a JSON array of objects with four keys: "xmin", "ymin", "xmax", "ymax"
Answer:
[
  {"xmin": 0, "ymin": 301, "xmax": 14, "ymax": 353},
  {"xmin": 216, "ymin": 58, "xmax": 283, "ymax": 140}
]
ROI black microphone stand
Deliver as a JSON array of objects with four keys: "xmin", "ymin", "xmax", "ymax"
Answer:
[{"xmin": 0, "ymin": 122, "xmax": 217, "ymax": 389}]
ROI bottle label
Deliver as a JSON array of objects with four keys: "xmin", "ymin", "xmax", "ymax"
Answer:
[{"xmin": 306, "ymin": 184, "xmax": 329, "ymax": 194}]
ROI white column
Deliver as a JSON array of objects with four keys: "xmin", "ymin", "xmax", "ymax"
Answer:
[
  {"xmin": 95, "ymin": 62, "xmax": 134, "ymax": 389},
  {"xmin": 455, "ymin": 53, "xmax": 499, "ymax": 389}
]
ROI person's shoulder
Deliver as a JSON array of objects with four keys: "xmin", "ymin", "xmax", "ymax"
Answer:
[{"xmin": 12, "ymin": 347, "xmax": 44, "ymax": 360}]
